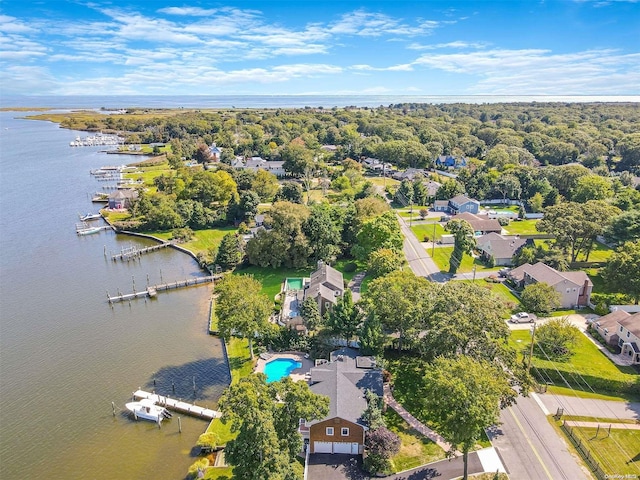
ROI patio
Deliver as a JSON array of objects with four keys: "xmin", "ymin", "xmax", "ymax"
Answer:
[{"xmin": 255, "ymin": 352, "xmax": 314, "ymax": 382}]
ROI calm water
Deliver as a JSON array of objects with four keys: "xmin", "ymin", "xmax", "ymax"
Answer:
[
  {"xmin": 2, "ymin": 94, "xmax": 639, "ymax": 110},
  {"xmin": 0, "ymin": 112, "xmax": 230, "ymax": 479}
]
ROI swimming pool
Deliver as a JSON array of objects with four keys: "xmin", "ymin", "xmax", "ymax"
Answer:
[
  {"xmin": 263, "ymin": 358, "xmax": 302, "ymax": 383},
  {"xmin": 285, "ymin": 278, "xmax": 304, "ymax": 290}
]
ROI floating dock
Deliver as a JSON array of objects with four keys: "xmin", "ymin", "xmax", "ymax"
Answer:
[
  {"xmin": 107, "ymin": 275, "xmax": 220, "ymax": 303},
  {"xmin": 133, "ymin": 390, "xmax": 220, "ymax": 420}
]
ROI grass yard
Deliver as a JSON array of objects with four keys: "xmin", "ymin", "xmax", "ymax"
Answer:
[
  {"xmin": 509, "ymin": 330, "xmax": 639, "ymax": 401},
  {"xmin": 503, "ymin": 219, "xmax": 541, "ymax": 235},
  {"xmin": 123, "ymin": 162, "xmax": 172, "ymax": 187},
  {"xmin": 561, "ymin": 424, "xmax": 640, "ymax": 477},
  {"xmin": 431, "ymin": 247, "xmax": 499, "ymax": 274},
  {"xmin": 575, "ymin": 241, "xmax": 614, "ymax": 263},
  {"xmin": 367, "ymin": 176, "xmax": 401, "ymax": 188},
  {"xmin": 411, "ymin": 223, "xmax": 447, "ymax": 242},
  {"xmin": 149, "ymin": 227, "xmax": 236, "ymax": 256},
  {"xmin": 456, "ymin": 279, "xmax": 520, "ymax": 309},
  {"xmin": 384, "ymin": 409, "xmax": 446, "ymax": 472}
]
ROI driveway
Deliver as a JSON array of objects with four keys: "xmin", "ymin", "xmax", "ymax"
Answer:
[
  {"xmin": 307, "ymin": 453, "xmax": 485, "ymax": 480},
  {"xmin": 506, "ymin": 313, "xmax": 594, "ymax": 331}
]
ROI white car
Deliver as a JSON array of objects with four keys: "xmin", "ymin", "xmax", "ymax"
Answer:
[{"xmin": 510, "ymin": 312, "xmax": 534, "ymax": 323}]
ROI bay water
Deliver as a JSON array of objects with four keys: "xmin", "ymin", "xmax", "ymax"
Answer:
[{"xmin": 0, "ymin": 112, "xmax": 230, "ymax": 479}]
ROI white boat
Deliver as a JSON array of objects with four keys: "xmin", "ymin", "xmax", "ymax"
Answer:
[
  {"xmin": 79, "ymin": 212, "xmax": 102, "ymax": 221},
  {"xmin": 125, "ymin": 399, "xmax": 173, "ymax": 423},
  {"xmin": 77, "ymin": 226, "xmax": 103, "ymax": 235}
]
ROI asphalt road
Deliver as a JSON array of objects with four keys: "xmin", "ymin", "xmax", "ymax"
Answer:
[
  {"xmin": 395, "ymin": 214, "xmax": 446, "ymax": 281},
  {"xmin": 489, "ymin": 395, "xmax": 592, "ymax": 480}
]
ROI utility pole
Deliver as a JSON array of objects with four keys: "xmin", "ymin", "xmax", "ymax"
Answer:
[
  {"xmin": 527, "ymin": 322, "xmax": 537, "ymax": 373},
  {"xmin": 431, "ymin": 221, "xmax": 436, "ymax": 257},
  {"xmin": 472, "ymin": 265, "xmax": 477, "ymax": 282}
]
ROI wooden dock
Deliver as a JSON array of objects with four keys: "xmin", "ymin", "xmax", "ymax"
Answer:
[
  {"xmin": 107, "ymin": 275, "xmax": 220, "ymax": 303},
  {"xmin": 133, "ymin": 390, "xmax": 220, "ymax": 420},
  {"xmin": 111, "ymin": 243, "xmax": 171, "ymax": 261}
]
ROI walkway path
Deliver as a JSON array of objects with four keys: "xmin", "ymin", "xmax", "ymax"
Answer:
[
  {"xmin": 383, "ymin": 384, "xmax": 454, "ymax": 452},
  {"xmin": 347, "ymin": 272, "xmax": 366, "ymax": 302},
  {"xmin": 536, "ymin": 393, "xmax": 640, "ymax": 421},
  {"xmin": 564, "ymin": 420, "xmax": 640, "ymax": 429}
]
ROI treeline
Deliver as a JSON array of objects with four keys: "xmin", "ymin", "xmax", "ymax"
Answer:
[{"xmin": 42, "ymin": 102, "xmax": 640, "ymax": 175}]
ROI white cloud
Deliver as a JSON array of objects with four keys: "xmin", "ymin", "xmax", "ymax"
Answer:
[
  {"xmin": 157, "ymin": 7, "xmax": 219, "ymax": 16},
  {"xmin": 0, "ymin": 14, "xmax": 35, "ymax": 33},
  {"xmin": 407, "ymin": 41, "xmax": 488, "ymax": 50},
  {"xmin": 329, "ymin": 9, "xmax": 440, "ymax": 36}
]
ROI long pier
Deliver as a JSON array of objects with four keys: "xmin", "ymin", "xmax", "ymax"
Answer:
[
  {"xmin": 107, "ymin": 275, "xmax": 220, "ymax": 303},
  {"xmin": 133, "ymin": 390, "xmax": 220, "ymax": 420},
  {"xmin": 111, "ymin": 243, "xmax": 171, "ymax": 261}
]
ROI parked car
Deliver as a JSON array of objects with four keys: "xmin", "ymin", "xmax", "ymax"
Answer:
[
  {"xmin": 510, "ymin": 312, "xmax": 534, "ymax": 323},
  {"xmin": 498, "ymin": 268, "xmax": 511, "ymax": 277}
]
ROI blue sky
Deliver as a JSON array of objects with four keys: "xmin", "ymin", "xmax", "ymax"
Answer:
[{"xmin": 1, "ymin": 0, "xmax": 639, "ymax": 96}]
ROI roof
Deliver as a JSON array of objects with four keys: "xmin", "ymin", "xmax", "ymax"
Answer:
[
  {"xmin": 308, "ymin": 353, "xmax": 383, "ymax": 427},
  {"xmin": 434, "ymin": 200, "xmax": 449, "ymax": 208},
  {"xmin": 618, "ymin": 312, "xmax": 640, "ymax": 338},
  {"xmin": 596, "ymin": 309, "xmax": 631, "ymax": 329},
  {"xmin": 476, "ymin": 233, "xmax": 530, "ymax": 260},
  {"xmin": 507, "ymin": 261, "xmax": 593, "ymax": 288},
  {"xmin": 454, "ymin": 212, "xmax": 502, "ymax": 233},
  {"xmin": 450, "ymin": 195, "xmax": 478, "ymax": 206},
  {"xmin": 108, "ymin": 189, "xmax": 138, "ymax": 200},
  {"xmin": 308, "ymin": 262, "xmax": 344, "ymax": 294}
]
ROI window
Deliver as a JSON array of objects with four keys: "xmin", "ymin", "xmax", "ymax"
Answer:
[
  {"xmin": 341, "ymin": 427, "xmax": 349, "ymax": 436},
  {"xmin": 627, "ymin": 332, "xmax": 631, "ymax": 338},
  {"xmin": 621, "ymin": 326, "xmax": 624, "ymax": 332},
  {"xmin": 326, "ymin": 427, "xmax": 334, "ymax": 436},
  {"xmin": 566, "ymin": 288, "xmax": 570, "ymax": 293}
]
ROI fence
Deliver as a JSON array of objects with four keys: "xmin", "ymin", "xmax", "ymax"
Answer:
[{"xmin": 561, "ymin": 422, "xmax": 608, "ymax": 480}]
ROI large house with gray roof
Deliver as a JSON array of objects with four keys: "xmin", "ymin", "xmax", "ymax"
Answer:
[
  {"xmin": 453, "ymin": 212, "xmax": 503, "ymax": 235},
  {"xmin": 476, "ymin": 233, "xmax": 533, "ymax": 266},
  {"xmin": 592, "ymin": 310, "xmax": 640, "ymax": 364},
  {"xmin": 434, "ymin": 195, "xmax": 480, "ymax": 215},
  {"xmin": 304, "ymin": 261, "xmax": 344, "ymax": 316},
  {"xmin": 507, "ymin": 262, "xmax": 593, "ymax": 309},
  {"xmin": 299, "ymin": 348, "xmax": 383, "ymax": 455}
]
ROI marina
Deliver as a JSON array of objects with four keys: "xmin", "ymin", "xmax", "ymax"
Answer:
[
  {"xmin": 132, "ymin": 390, "xmax": 220, "ymax": 421},
  {"xmin": 70, "ymin": 132, "xmax": 124, "ymax": 147}
]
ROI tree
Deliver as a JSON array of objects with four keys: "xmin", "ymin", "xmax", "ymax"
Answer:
[
  {"xmin": 300, "ymin": 296, "xmax": 323, "ymax": 331},
  {"xmin": 528, "ymin": 192, "xmax": 544, "ymax": 213},
  {"xmin": 537, "ymin": 200, "xmax": 621, "ymax": 262},
  {"xmin": 194, "ymin": 143, "xmax": 212, "ymax": 164},
  {"xmin": 363, "ymin": 271, "xmax": 435, "ymax": 350},
  {"xmin": 367, "ymin": 248, "xmax": 403, "ymax": 278},
  {"xmin": 275, "ymin": 181, "xmax": 303, "ymax": 204},
  {"xmin": 359, "ymin": 313, "xmax": 386, "ymax": 357},
  {"xmin": 493, "ymin": 174, "xmax": 521, "ymax": 203},
  {"xmin": 535, "ymin": 318, "xmax": 580, "ymax": 360},
  {"xmin": 520, "ymin": 282, "xmax": 561, "ymax": 315},
  {"xmin": 363, "ymin": 427, "xmax": 401, "ymax": 475},
  {"xmin": 602, "ymin": 241, "xmax": 640, "ymax": 304},
  {"xmin": 214, "ymin": 275, "xmax": 271, "ymax": 359},
  {"xmin": 326, "ymin": 290, "xmax": 362, "ymax": 344},
  {"xmin": 419, "ymin": 356, "xmax": 516, "ymax": 480},
  {"xmin": 215, "ymin": 233, "xmax": 243, "ymax": 271},
  {"xmin": 362, "ymin": 389, "xmax": 385, "ymax": 430},
  {"xmin": 219, "ymin": 374, "xmax": 328, "ymax": 480},
  {"xmin": 605, "ymin": 210, "xmax": 640, "ymax": 245},
  {"xmin": 571, "ymin": 175, "xmax": 613, "ymax": 203},
  {"xmin": 351, "ymin": 212, "xmax": 403, "ymax": 262},
  {"xmin": 435, "ymin": 179, "xmax": 465, "ymax": 200},
  {"xmin": 303, "ymin": 203, "xmax": 343, "ymax": 263},
  {"xmin": 251, "ymin": 169, "xmax": 280, "ymax": 202},
  {"xmin": 282, "ymin": 139, "xmax": 314, "ymax": 175},
  {"xmin": 446, "ymin": 219, "xmax": 475, "ymax": 274}
]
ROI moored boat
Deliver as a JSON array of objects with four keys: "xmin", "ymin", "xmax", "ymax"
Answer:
[
  {"xmin": 125, "ymin": 399, "xmax": 172, "ymax": 423},
  {"xmin": 79, "ymin": 212, "xmax": 102, "ymax": 221}
]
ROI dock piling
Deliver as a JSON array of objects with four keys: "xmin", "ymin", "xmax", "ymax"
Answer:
[
  {"xmin": 178, "ymin": 417, "xmax": 182, "ymax": 433},
  {"xmin": 112, "ymin": 401, "xmax": 116, "ymax": 416}
]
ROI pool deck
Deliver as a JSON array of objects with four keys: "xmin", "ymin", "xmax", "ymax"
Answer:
[{"xmin": 255, "ymin": 352, "xmax": 314, "ymax": 382}]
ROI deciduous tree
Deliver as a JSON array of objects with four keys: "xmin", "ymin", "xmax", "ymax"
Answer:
[
  {"xmin": 520, "ymin": 282, "xmax": 561, "ymax": 315},
  {"xmin": 419, "ymin": 356, "xmax": 516, "ymax": 480},
  {"xmin": 446, "ymin": 219, "xmax": 475, "ymax": 274},
  {"xmin": 602, "ymin": 241, "xmax": 640, "ymax": 304}
]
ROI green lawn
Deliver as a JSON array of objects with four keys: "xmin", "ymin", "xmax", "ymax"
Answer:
[
  {"xmin": 456, "ymin": 279, "xmax": 520, "ymax": 309},
  {"xmin": 562, "ymin": 424, "xmax": 640, "ymax": 477},
  {"xmin": 431, "ymin": 247, "xmax": 500, "ymax": 274},
  {"xmin": 150, "ymin": 227, "xmax": 236, "ymax": 256},
  {"xmin": 411, "ymin": 223, "xmax": 447, "ymax": 242},
  {"xmin": 123, "ymin": 162, "xmax": 172, "ymax": 187},
  {"xmin": 509, "ymin": 330, "xmax": 639, "ymax": 400},
  {"xmin": 503, "ymin": 219, "xmax": 541, "ymax": 235},
  {"xmin": 384, "ymin": 409, "xmax": 446, "ymax": 473},
  {"xmin": 575, "ymin": 241, "xmax": 614, "ymax": 262},
  {"xmin": 367, "ymin": 176, "xmax": 400, "ymax": 188}
]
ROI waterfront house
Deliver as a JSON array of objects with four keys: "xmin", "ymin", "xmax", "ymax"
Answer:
[
  {"xmin": 208, "ymin": 143, "xmax": 222, "ymax": 162},
  {"xmin": 436, "ymin": 155, "xmax": 467, "ymax": 169},
  {"xmin": 506, "ymin": 262, "xmax": 593, "ymax": 309},
  {"xmin": 304, "ymin": 261, "xmax": 344, "ymax": 316},
  {"xmin": 108, "ymin": 189, "xmax": 138, "ymax": 210},
  {"xmin": 300, "ymin": 349, "xmax": 383, "ymax": 455},
  {"xmin": 234, "ymin": 156, "xmax": 286, "ymax": 177}
]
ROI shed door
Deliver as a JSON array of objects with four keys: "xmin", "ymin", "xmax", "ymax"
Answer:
[{"xmin": 314, "ymin": 441, "xmax": 332, "ymax": 454}]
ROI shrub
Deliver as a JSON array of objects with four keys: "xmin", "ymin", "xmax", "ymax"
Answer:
[
  {"xmin": 343, "ymin": 262, "xmax": 358, "ymax": 273},
  {"xmin": 187, "ymin": 458, "xmax": 210, "ymax": 479}
]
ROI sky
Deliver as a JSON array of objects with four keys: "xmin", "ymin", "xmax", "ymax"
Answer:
[{"xmin": 1, "ymin": 0, "xmax": 639, "ymax": 96}]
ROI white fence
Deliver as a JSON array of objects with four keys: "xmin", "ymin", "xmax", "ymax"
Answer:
[{"xmin": 610, "ymin": 305, "xmax": 640, "ymax": 313}]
